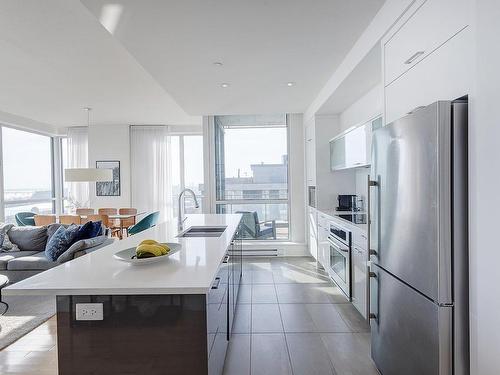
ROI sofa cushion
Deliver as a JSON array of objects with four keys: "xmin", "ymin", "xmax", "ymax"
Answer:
[
  {"xmin": 47, "ymin": 223, "xmax": 66, "ymax": 242},
  {"xmin": 0, "ymin": 223, "xmax": 19, "ymax": 252},
  {"xmin": 75, "ymin": 221, "xmax": 102, "ymax": 242},
  {"xmin": 0, "ymin": 250, "xmax": 38, "ymax": 270},
  {"xmin": 7, "ymin": 251, "xmax": 56, "ymax": 271},
  {"xmin": 56, "ymin": 234, "xmax": 109, "ymax": 264},
  {"xmin": 44, "ymin": 224, "xmax": 79, "ymax": 261},
  {"xmin": 8, "ymin": 226, "xmax": 48, "ymax": 251}
]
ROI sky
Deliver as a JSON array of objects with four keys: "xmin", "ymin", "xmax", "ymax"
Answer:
[
  {"xmin": 2, "ymin": 127, "xmax": 52, "ymax": 191},
  {"xmin": 224, "ymin": 127, "xmax": 287, "ymax": 178}
]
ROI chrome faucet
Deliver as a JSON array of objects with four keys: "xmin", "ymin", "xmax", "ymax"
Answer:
[{"xmin": 178, "ymin": 188, "xmax": 200, "ymax": 231}]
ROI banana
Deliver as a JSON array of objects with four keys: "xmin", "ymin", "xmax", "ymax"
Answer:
[
  {"xmin": 136, "ymin": 244, "xmax": 165, "ymax": 258},
  {"xmin": 158, "ymin": 243, "xmax": 171, "ymax": 253},
  {"xmin": 140, "ymin": 239, "xmax": 158, "ymax": 246}
]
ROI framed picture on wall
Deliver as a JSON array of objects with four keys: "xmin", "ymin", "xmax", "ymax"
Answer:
[{"xmin": 96, "ymin": 160, "xmax": 120, "ymax": 196}]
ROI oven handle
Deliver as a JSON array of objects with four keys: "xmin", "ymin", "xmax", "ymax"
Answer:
[{"xmin": 327, "ymin": 237, "xmax": 348, "ymax": 253}]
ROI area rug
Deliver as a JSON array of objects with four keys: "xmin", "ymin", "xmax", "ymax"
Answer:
[{"xmin": 0, "ymin": 295, "xmax": 56, "ymax": 349}]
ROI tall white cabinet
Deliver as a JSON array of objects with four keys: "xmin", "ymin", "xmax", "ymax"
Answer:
[{"xmin": 382, "ymin": 0, "xmax": 472, "ymax": 124}]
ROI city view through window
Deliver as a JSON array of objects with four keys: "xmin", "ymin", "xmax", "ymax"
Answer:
[
  {"xmin": 215, "ymin": 115, "xmax": 289, "ymax": 240},
  {"xmin": 2, "ymin": 127, "xmax": 54, "ymax": 223}
]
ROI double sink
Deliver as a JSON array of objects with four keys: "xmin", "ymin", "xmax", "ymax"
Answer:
[{"xmin": 177, "ymin": 226, "xmax": 227, "ymax": 238}]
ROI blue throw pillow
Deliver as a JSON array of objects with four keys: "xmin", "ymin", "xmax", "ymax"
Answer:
[
  {"xmin": 45, "ymin": 224, "xmax": 80, "ymax": 261},
  {"xmin": 75, "ymin": 221, "xmax": 102, "ymax": 242}
]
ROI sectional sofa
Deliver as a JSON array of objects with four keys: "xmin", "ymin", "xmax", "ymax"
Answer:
[{"xmin": 0, "ymin": 224, "xmax": 113, "ymax": 283}]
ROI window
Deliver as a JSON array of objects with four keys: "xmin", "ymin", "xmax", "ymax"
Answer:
[
  {"xmin": 130, "ymin": 126, "xmax": 204, "ymax": 221},
  {"xmin": 171, "ymin": 134, "xmax": 204, "ymax": 217},
  {"xmin": 214, "ymin": 115, "xmax": 289, "ymax": 240},
  {"xmin": 2, "ymin": 127, "xmax": 54, "ymax": 223}
]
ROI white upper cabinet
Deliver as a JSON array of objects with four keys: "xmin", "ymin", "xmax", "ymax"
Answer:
[
  {"xmin": 385, "ymin": 27, "xmax": 471, "ymax": 124},
  {"xmin": 383, "ymin": 0, "xmax": 472, "ymax": 124},
  {"xmin": 330, "ymin": 116, "xmax": 381, "ymax": 171},
  {"xmin": 384, "ymin": 0, "xmax": 469, "ymax": 86}
]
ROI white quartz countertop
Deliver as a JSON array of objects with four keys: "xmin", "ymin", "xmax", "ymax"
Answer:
[{"xmin": 4, "ymin": 214, "xmax": 241, "ymax": 296}]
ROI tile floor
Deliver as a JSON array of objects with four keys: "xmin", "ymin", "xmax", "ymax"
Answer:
[
  {"xmin": 223, "ymin": 256, "xmax": 379, "ymax": 375},
  {"xmin": 0, "ymin": 256, "xmax": 379, "ymax": 375}
]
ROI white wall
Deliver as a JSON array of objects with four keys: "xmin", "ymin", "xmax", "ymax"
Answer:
[
  {"xmin": 469, "ymin": 1, "xmax": 500, "ymax": 373},
  {"xmin": 288, "ymin": 114, "xmax": 306, "ymax": 247},
  {"xmin": 314, "ymin": 114, "xmax": 356, "ymax": 210},
  {"xmin": 88, "ymin": 124, "xmax": 131, "ymax": 209},
  {"xmin": 339, "ymin": 83, "xmax": 382, "ymax": 132}
]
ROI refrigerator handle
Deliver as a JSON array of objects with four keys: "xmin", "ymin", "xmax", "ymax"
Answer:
[
  {"xmin": 367, "ymin": 176, "xmax": 378, "ymax": 257},
  {"xmin": 368, "ymin": 271, "xmax": 378, "ymax": 321},
  {"xmin": 367, "ymin": 175, "xmax": 378, "ymax": 322}
]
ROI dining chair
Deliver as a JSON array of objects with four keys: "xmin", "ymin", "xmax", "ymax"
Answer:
[
  {"xmin": 118, "ymin": 208, "xmax": 137, "ymax": 237},
  {"xmin": 59, "ymin": 215, "xmax": 81, "ymax": 225},
  {"xmin": 34, "ymin": 215, "xmax": 56, "ymax": 226},
  {"xmin": 15, "ymin": 212, "xmax": 36, "ymax": 226},
  {"xmin": 127, "ymin": 211, "xmax": 160, "ymax": 236},
  {"xmin": 76, "ymin": 208, "xmax": 95, "ymax": 216},
  {"xmin": 97, "ymin": 208, "xmax": 117, "ymax": 215},
  {"xmin": 98, "ymin": 208, "xmax": 119, "ymax": 230}
]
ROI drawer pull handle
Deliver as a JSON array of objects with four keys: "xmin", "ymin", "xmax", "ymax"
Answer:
[
  {"xmin": 369, "ymin": 249, "xmax": 378, "ymax": 256},
  {"xmin": 369, "ymin": 313, "xmax": 377, "ymax": 320},
  {"xmin": 369, "ymin": 272, "xmax": 377, "ymax": 279},
  {"xmin": 404, "ymin": 50, "xmax": 425, "ymax": 65}
]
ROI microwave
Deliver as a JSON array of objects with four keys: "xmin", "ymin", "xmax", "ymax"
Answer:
[{"xmin": 308, "ymin": 186, "xmax": 316, "ymax": 208}]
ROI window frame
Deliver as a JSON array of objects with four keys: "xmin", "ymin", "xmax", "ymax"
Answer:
[
  {"xmin": 0, "ymin": 125, "xmax": 58, "ymax": 222},
  {"xmin": 211, "ymin": 115, "xmax": 291, "ymax": 241}
]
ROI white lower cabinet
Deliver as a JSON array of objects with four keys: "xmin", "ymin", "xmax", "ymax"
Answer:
[
  {"xmin": 317, "ymin": 217, "xmax": 330, "ymax": 271},
  {"xmin": 351, "ymin": 244, "xmax": 367, "ymax": 319},
  {"xmin": 308, "ymin": 208, "xmax": 318, "ymax": 260}
]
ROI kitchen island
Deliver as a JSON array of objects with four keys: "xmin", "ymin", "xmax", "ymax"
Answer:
[{"xmin": 4, "ymin": 214, "xmax": 243, "ymax": 375}]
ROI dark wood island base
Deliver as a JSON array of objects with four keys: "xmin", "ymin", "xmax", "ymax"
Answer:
[{"xmin": 56, "ymin": 237, "xmax": 242, "ymax": 375}]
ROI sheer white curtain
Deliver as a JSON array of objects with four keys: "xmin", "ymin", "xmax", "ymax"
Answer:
[
  {"xmin": 130, "ymin": 126, "xmax": 173, "ymax": 222},
  {"xmin": 66, "ymin": 127, "xmax": 89, "ymax": 206}
]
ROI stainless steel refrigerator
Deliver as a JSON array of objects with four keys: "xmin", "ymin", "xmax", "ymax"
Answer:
[{"xmin": 368, "ymin": 100, "xmax": 469, "ymax": 375}]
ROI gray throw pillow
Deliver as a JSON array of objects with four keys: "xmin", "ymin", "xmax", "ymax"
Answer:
[
  {"xmin": 56, "ymin": 234, "xmax": 108, "ymax": 264},
  {"xmin": 8, "ymin": 225, "xmax": 48, "ymax": 251},
  {"xmin": 0, "ymin": 223, "xmax": 19, "ymax": 252}
]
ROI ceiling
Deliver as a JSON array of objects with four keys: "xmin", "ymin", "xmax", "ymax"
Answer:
[
  {"xmin": 0, "ymin": 0, "xmax": 199, "ymax": 131},
  {"xmin": 81, "ymin": 0, "xmax": 385, "ymax": 116},
  {"xmin": 0, "ymin": 0, "xmax": 385, "ymax": 131}
]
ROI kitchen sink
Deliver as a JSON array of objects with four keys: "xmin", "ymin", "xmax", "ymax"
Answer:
[{"xmin": 177, "ymin": 226, "xmax": 227, "ymax": 238}]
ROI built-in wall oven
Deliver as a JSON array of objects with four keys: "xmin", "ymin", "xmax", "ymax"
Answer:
[{"xmin": 328, "ymin": 222, "xmax": 351, "ymax": 299}]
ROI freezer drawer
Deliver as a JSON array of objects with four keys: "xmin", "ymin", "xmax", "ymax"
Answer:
[{"xmin": 370, "ymin": 264, "xmax": 452, "ymax": 375}]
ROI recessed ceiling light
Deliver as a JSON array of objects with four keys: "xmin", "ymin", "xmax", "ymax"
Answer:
[
  {"xmin": 213, "ymin": 62, "xmax": 223, "ymax": 67},
  {"xmin": 287, "ymin": 82, "xmax": 295, "ymax": 87},
  {"xmin": 221, "ymin": 83, "xmax": 230, "ymax": 88}
]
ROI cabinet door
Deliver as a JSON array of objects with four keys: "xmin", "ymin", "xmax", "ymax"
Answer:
[
  {"xmin": 318, "ymin": 227, "xmax": 330, "ymax": 271},
  {"xmin": 384, "ymin": 0, "xmax": 469, "ymax": 86},
  {"xmin": 308, "ymin": 208, "xmax": 318, "ymax": 260},
  {"xmin": 330, "ymin": 136, "xmax": 346, "ymax": 170},
  {"xmin": 345, "ymin": 125, "xmax": 367, "ymax": 168},
  {"xmin": 207, "ymin": 263, "xmax": 229, "ymax": 375},
  {"xmin": 385, "ymin": 26, "xmax": 471, "ymax": 124},
  {"xmin": 352, "ymin": 245, "xmax": 367, "ymax": 319}
]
